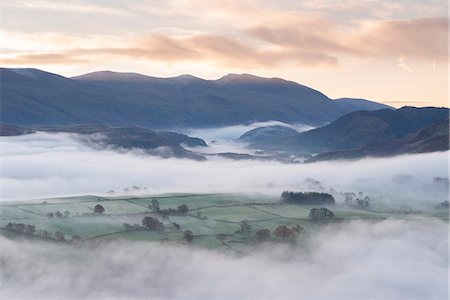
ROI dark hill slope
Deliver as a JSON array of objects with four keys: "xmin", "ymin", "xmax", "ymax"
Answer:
[
  {"xmin": 239, "ymin": 125, "xmax": 299, "ymax": 144},
  {"xmin": 334, "ymin": 98, "xmax": 392, "ymax": 112},
  {"xmin": 0, "ymin": 124, "xmax": 207, "ymax": 160},
  {"xmin": 1, "ymin": 68, "xmax": 389, "ymax": 128},
  {"xmin": 307, "ymin": 118, "xmax": 449, "ymax": 162},
  {"xmin": 240, "ymin": 107, "xmax": 449, "ymax": 153}
]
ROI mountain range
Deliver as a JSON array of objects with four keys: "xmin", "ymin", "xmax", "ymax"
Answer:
[
  {"xmin": 1, "ymin": 68, "xmax": 390, "ymax": 128},
  {"xmin": 238, "ymin": 107, "xmax": 449, "ymax": 160}
]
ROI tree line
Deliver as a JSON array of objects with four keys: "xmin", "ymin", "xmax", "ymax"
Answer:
[{"xmin": 281, "ymin": 191, "xmax": 335, "ymax": 205}]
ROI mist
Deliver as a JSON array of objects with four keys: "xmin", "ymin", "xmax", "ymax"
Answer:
[
  {"xmin": 1, "ymin": 132, "xmax": 448, "ymax": 205},
  {"xmin": 0, "ymin": 218, "xmax": 447, "ymax": 299},
  {"xmin": 1, "ymin": 129, "xmax": 449, "ymax": 300},
  {"xmin": 180, "ymin": 121, "xmax": 313, "ymax": 155},
  {"xmin": 181, "ymin": 120, "xmax": 313, "ymax": 143}
]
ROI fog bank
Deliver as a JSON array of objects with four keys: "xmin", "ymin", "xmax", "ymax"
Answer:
[
  {"xmin": 1, "ymin": 132, "xmax": 448, "ymax": 202},
  {"xmin": 0, "ymin": 218, "xmax": 447, "ymax": 299}
]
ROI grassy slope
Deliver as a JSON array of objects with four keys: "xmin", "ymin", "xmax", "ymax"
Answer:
[{"xmin": 1, "ymin": 193, "xmax": 447, "ymax": 251}]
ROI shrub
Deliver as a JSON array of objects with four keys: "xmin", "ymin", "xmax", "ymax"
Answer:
[
  {"xmin": 183, "ymin": 230, "xmax": 194, "ymax": 243},
  {"xmin": 94, "ymin": 204, "xmax": 105, "ymax": 214}
]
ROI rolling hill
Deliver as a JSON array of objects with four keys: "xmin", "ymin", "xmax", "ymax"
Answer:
[
  {"xmin": 1, "ymin": 68, "xmax": 390, "ymax": 128},
  {"xmin": 0, "ymin": 124, "xmax": 207, "ymax": 160},
  {"xmin": 239, "ymin": 107, "xmax": 449, "ymax": 155},
  {"xmin": 307, "ymin": 118, "xmax": 450, "ymax": 162}
]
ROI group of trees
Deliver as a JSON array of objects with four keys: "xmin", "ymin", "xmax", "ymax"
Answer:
[
  {"xmin": 309, "ymin": 207, "xmax": 335, "ymax": 221},
  {"xmin": 193, "ymin": 211, "xmax": 207, "ymax": 220},
  {"xmin": 122, "ymin": 223, "xmax": 142, "ymax": 231},
  {"xmin": 4, "ymin": 223, "xmax": 36, "ymax": 235},
  {"xmin": 148, "ymin": 199, "xmax": 189, "ymax": 217},
  {"xmin": 233, "ymin": 220, "xmax": 305, "ymax": 243},
  {"xmin": 251, "ymin": 224, "xmax": 305, "ymax": 243},
  {"xmin": 139, "ymin": 216, "xmax": 195, "ymax": 243},
  {"xmin": 141, "ymin": 216, "xmax": 164, "ymax": 232},
  {"xmin": 255, "ymin": 228, "xmax": 271, "ymax": 241},
  {"xmin": 273, "ymin": 224, "xmax": 303, "ymax": 241},
  {"xmin": 4, "ymin": 223, "xmax": 83, "ymax": 242},
  {"xmin": 239, "ymin": 220, "xmax": 252, "ymax": 234},
  {"xmin": 46, "ymin": 205, "xmax": 105, "ymax": 218},
  {"xmin": 344, "ymin": 193, "xmax": 371, "ymax": 208},
  {"xmin": 46, "ymin": 210, "xmax": 71, "ymax": 218},
  {"xmin": 281, "ymin": 191, "xmax": 335, "ymax": 205}
]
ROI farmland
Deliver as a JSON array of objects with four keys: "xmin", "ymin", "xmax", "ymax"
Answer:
[{"xmin": 1, "ymin": 193, "xmax": 448, "ymax": 252}]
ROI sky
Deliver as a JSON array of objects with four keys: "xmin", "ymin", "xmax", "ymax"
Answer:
[{"xmin": 1, "ymin": 0, "xmax": 448, "ymax": 107}]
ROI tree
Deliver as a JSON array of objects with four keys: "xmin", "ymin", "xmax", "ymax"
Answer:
[
  {"xmin": 150, "ymin": 199, "xmax": 160, "ymax": 212},
  {"xmin": 177, "ymin": 204, "xmax": 189, "ymax": 214},
  {"xmin": 41, "ymin": 230, "xmax": 51, "ymax": 239},
  {"xmin": 239, "ymin": 219, "xmax": 252, "ymax": 234},
  {"xmin": 290, "ymin": 224, "xmax": 303, "ymax": 238},
  {"xmin": 141, "ymin": 216, "xmax": 164, "ymax": 232},
  {"xmin": 309, "ymin": 207, "xmax": 335, "ymax": 221},
  {"xmin": 24, "ymin": 225, "xmax": 36, "ymax": 235},
  {"xmin": 183, "ymin": 230, "xmax": 194, "ymax": 243},
  {"xmin": 273, "ymin": 225, "xmax": 291, "ymax": 240},
  {"xmin": 55, "ymin": 231, "xmax": 65, "ymax": 241},
  {"xmin": 255, "ymin": 229, "xmax": 271, "ymax": 242},
  {"xmin": 94, "ymin": 204, "xmax": 105, "ymax": 214},
  {"xmin": 122, "ymin": 223, "xmax": 134, "ymax": 231},
  {"xmin": 273, "ymin": 224, "xmax": 304, "ymax": 242},
  {"xmin": 215, "ymin": 233, "xmax": 227, "ymax": 243}
]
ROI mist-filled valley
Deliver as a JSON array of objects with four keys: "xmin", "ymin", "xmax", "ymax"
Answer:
[
  {"xmin": 1, "ymin": 130, "xmax": 448, "ymax": 205},
  {"xmin": 1, "ymin": 127, "xmax": 449, "ymax": 299},
  {"xmin": 1, "ymin": 218, "xmax": 448, "ymax": 300},
  {"xmin": 2, "ymin": 1, "xmax": 449, "ymax": 298}
]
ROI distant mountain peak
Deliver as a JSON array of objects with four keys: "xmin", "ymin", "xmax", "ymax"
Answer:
[
  {"xmin": 218, "ymin": 73, "xmax": 284, "ymax": 83},
  {"xmin": 71, "ymin": 70, "xmax": 158, "ymax": 82},
  {"xmin": 169, "ymin": 74, "xmax": 206, "ymax": 83}
]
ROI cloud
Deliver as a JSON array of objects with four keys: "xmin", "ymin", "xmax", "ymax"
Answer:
[
  {"xmin": 3, "ymin": 15, "xmax": 446, "ymax": 70},
  {"xmin": 397, "ymin": 56, "xmax": 413, "ymax": 72},
  {"xmin": 0, "ymin": 218, "xmax": 447, "ymax": 299},
  {"xmin": 356, "ymin": 17, "xmax": 448, "ymax": 61},
  {"xmin": 1, "ymin": 53, "xmax": 87, "ymax": 65},
  {"xmin": 1, "ymin": 132, "xmax": 448, "ymax": 206},
  {"xmin": 247, "ymin": 17, "xmax": 448, "ymax": 62}
]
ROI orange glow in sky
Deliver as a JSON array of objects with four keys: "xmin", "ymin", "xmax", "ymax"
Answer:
[{"xmin": 1, "ymin": 0, "xmax": 448, "ymax": 107}]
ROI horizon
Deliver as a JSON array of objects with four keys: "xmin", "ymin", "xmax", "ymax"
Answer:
[
  {"xmin": 5, "ymin": 66, "xmax": 449, "ymax": 109},
  {"xmin": 2, "ymin": 1, "xmax": 448, "ymax": 107}
]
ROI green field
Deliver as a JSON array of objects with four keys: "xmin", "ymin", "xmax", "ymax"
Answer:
[{"xmin": 1, "ymin": 193, "xmax": 447, "ymax": 251}]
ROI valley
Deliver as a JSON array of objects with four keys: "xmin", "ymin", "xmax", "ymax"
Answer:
[{"xmin": 2, "ymin": 192, "xmax": 448, "ymax": 252}]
